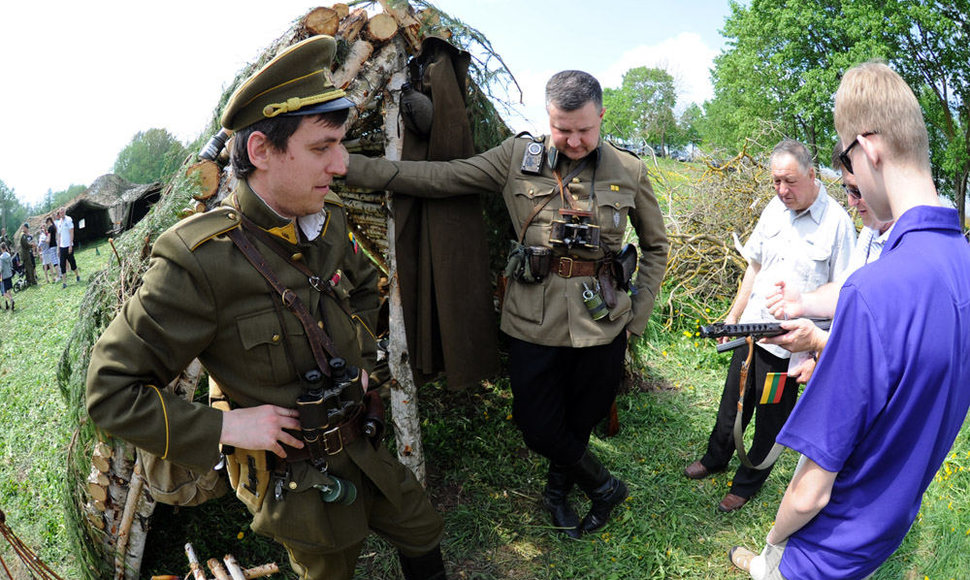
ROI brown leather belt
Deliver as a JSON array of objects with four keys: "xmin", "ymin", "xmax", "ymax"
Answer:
[
  {"xmin": 283, "ymin": 404, "xmax": 363, "ymax": 463},
  {"xmin": 553, "ymin": 256, "xmax": 600, "ymax": 278}
]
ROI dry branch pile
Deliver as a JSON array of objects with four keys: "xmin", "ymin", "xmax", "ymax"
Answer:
[
  {"xmin": 655, "ymin": 142, "xmax": 849, "ymax": 326},
  {"xmin": 656, "ymin": 149, "xmax": 774, "ymax": 324},
  {"xmin": 60, "ymin": 3, "xmax": 514, "ymax": 579}
]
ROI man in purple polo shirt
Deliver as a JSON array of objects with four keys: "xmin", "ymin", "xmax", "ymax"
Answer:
[{"xmin": 729, "ymin": 61, "xmax": 970, "ymax": 579}]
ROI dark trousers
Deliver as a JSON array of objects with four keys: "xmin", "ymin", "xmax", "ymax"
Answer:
[
  {"xmin": 59, "ymin": 246, "xmax": 78, "ymax": 274},
  {"xmin": 701, "ymin": 345, "xmax": 799, "ymax": 498},
  {"xmin": 508, "ymin": 334, "xmax": 626, "ymax": 465}
]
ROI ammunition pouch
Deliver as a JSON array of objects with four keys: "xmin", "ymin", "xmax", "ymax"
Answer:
[
  {"xmin": 504, "ymin": 241, "xmax": 551, "ymax": 284},
  {"xmin": 133, "ymin": 377, "xmax": 231, "ymax": 507},
  {"xmin": 136, "ymin": 447, "xmax": 229, "ymax": 507},
  {"xmin": 224, "ymin": 447, "xmax": 271, "ymax": 513},
  {"xmin": 593, "ymin": 244, "xmax": 639, "ymax": 309},
  {"xmin": 613, "ymin": 243, "xmax": 638, "ymax": 291}
]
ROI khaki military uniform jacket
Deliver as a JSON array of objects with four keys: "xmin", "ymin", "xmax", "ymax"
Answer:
[
  {"xmin": 347, "ymin": 135, "xmax": 668, "ymax": 348},
  {"xmin": 86, "ymin": 181, "xmax": 408, "ymax": 551}
]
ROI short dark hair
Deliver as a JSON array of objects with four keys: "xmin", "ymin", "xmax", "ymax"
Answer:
[
  {"xmin": 230, "ymin": 109, "xmax": 350, "ymax": 180},
  {"xmin": 545, "ymin": 70, "xmax": 602, "ymax": 112}
]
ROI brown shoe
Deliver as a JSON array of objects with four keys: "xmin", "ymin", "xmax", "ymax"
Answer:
[
  {"xmin": 729, "ymin": 545, "xmax": 757, "ymax": 571},
  {"xmin": 718, "ymin": 493, "xmax": 749, "ymax": 512},
  {"xmin": 684, "ymin": 460, "xmax": 713, "ymax": 479}
]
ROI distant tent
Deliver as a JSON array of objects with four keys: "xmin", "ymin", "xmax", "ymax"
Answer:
[{"xmin": 37, "ymin": 174, "xmax": 164, "ymax": 244}]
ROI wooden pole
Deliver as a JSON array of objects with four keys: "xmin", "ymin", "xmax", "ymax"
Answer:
[
  {"xmin": 223, "ymin": 555, "xmax": 247, "ymax": 580},
  {"xmin": 184, "ymin": 543, "xmax": 207, "ymax": 580},
  {"xmin": 114, "ymin": 457, "xmax": 145, "ymax": 580},
  {"xmin": 382, "ymin": 68, "xmax": 428, "ymax": 485}
]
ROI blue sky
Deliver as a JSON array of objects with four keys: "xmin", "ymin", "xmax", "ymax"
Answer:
[{"xmin": 0, "ymin": 1, "xmax": 732, "ymax": 206}]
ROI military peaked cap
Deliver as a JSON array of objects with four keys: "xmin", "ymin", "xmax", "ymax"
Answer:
[{"xmin": 221, "ymin": 35, "xmax": 355, "ymax": 131}]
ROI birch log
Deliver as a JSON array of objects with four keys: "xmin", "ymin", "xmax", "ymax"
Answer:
[
  {"xmin": 332, "ymin": 40, "xmax": 374, "ymax": 89},
  {"xmin": 344, "ymin": 40, "xmax": 405, "ymax": 129},
  {"xmin": 337, "ymin": 8, "xmax": 369, "ymax": 42},
  {"xmin": 114, "ymin": 458, "xmax": 145, "ymax": 580},
  {"xmin": 382, "ymin": 69, "xmax": 427, "ymax": 484},
  {"xmin": 303, "ymin": 7, "xmax": 340, "ymax": 36}
]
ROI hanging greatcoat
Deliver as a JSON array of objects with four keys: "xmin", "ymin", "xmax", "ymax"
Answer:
[{"xmin": 394, "ymin": 36, "xmax": 500, "ymax": 390}]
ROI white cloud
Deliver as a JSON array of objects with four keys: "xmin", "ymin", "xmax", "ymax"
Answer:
[
  {"xmin": 489, "ymin": 32, "xmax": 720, "ymax": 135},
  {"xmin": 599, "ymin": 32, "xmax": 719, "ymax": 111}
]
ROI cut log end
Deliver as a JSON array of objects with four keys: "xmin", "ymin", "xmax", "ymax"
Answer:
[
  {"xmin": 366, "ymin": 13, "xmax": 398, "ymax": 42},
  {"xmin": 187, "ymin": 160, "xmax": 221, "ymax": 201},
  {"xmin": 304, "ymin": 7, "xmax": 340, "ymax": 36}
]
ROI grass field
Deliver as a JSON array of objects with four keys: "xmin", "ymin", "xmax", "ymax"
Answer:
[{"xmin": 2, "ymin": 211, "xmax": 970, "ymax": 578}]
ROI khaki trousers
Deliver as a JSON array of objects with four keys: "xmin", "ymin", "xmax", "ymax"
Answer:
[{"xmin": 283, "ymin": 468, "xmax": 443, "ymax": 579}]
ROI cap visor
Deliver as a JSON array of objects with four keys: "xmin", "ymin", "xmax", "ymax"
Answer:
[{"xmin": 281, "ymin": 96, "xmax": 355, "ymax": 118}]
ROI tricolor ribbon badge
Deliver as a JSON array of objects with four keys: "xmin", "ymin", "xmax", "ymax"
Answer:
[{"xmin": 760, "ymin": 372, "xmax": 787, "ymax": 405}]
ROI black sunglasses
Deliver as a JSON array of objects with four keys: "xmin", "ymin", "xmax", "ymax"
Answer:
[
  {"xmin": 842, "ymin": 183, "xmax": 862, "ymax": 199},
  {"xmin": 839, "ymin": 131, "xmax": 878, "ymax": 174}
]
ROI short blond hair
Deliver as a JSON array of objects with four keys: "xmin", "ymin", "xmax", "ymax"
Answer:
[{"xmin": 834, "ymin": 61, "xmax": 930, "ymax": 172}]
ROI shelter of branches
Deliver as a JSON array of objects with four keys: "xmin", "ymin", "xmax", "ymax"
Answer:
[
  {"xmin": 59, "ymin": 2, "xmax": 514, "ymax": 578},
  {"xmin": 22, "ymin": 175, "xmax": 163, "ymax": 246}
]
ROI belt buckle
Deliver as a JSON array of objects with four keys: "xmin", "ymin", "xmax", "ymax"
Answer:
[
  {"xmin": 323, "ymin": 425, "xmax": 344, "ymax": 455},
  {"xmin": 558, "ymin": 257, "xmax": 574, "ymax": 277}
]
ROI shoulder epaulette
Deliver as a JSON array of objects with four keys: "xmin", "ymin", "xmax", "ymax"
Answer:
[
  {"xmin": 606, "ymin": 140, "xmax": 641, "ymax": 159},
  {"xmin": 515, "ymin": 131, "xmax": 544, "ymax": 142},
  {"xmin": 324, "ymin": 190, "xmax": 345, "ymax": 207},
  {"xmin": 175, "ymin": 207, "xmax": 242, "ymax": 251}
]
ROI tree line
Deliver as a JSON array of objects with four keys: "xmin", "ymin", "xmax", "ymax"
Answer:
[
  {"xmin": 604, "ymin": 0, "xmax": 969, "ymax": 224},
  {"xmin": 0, "ymin": 128, "xmax": 188, "ymax": 233}
]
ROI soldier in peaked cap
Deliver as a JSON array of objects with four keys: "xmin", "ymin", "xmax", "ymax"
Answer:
[{"xmin": 86, "ymin": 35, "xmax": 447, "ymax": 580}]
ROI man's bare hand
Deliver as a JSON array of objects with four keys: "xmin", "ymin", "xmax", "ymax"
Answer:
[
  {"xmin": 220, "ymin": 405, "xmax": 304, "ymax": 459},
  {"xmin": 761, "ymin": 318, "xmax": 827, "ymax": 354},
  {"xmin": 765, "ymin": 281, "xmax": 804, "ymax": 320},
  {"xmin": 717, "ymin": 316, "xmax": 738, "ymax": 345},
  {"xmin": 789, "ymin": 356, "xmax": 816, "ymax": 384}
]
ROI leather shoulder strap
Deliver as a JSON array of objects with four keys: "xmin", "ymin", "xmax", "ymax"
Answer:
[{"xmin": 226, "ymin": 227, "xmax": 336, "ymax": 377}]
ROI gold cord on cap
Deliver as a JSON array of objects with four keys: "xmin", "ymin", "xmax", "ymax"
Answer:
[{"xmin": 263, "ymin": 89, "xmax": 348, "ymax": 119}]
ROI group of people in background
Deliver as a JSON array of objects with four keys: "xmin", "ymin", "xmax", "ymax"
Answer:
[{"xmin": 0, "ymin": 207, "xmax": 83, "ymax": 311}]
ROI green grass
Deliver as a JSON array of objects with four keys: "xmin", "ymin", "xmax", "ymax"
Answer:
[
  {"xmin": 3, "ymin": 239, "xmax": 970, "ymax": 579},
  {"xmin": 0, "ymin": 240, "xmax": 111, "ymax": 578}
]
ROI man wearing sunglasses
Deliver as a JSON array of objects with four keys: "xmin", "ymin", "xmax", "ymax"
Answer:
[
  {"xmin": 730, "ymin": 61, "xmax": 970, "ymax": 580},
  {"xmin": 761, "ymin": 144, "xmax": 896, "ymax": 360}
]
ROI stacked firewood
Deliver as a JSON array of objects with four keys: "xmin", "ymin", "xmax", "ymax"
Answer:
[{"xmin": 187, "ymin": 0, "xmax": 456, "ymax": 269}]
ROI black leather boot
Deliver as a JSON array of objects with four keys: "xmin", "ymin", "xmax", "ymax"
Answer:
[
  {"xmin": 541, "ymin": 462, "xmax": 581, "ymax": 539},
  {"xmin": 570, "ymin": 450, "xmax": 628, "ymax": 534},
  {"xmin": 399, "ymin": 544, "xmax": 447, "ymax": 580}
]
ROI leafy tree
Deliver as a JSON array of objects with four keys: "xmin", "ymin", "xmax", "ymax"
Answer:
[
  {"xmin": 113, "ymin": 128, "xmax": 188, "ymax": 184},
  {"xmin": 49, "ymin": 184, "xmax": 88, "ymax": 210},
  {"xmin": 704, "ymin": 0, "xmax": 887, "ymax": 162},
  {"xmin": 0, "ymin": 179, "xmax": 28, "ymax": 235},
  {"xmin": 867, "ymin": 0, "xmax": 970, "ymax": 226},
  {"xmin": 674, "ymin": 103, "xmax": 704, "ymax": 148},
  {"xmin": 703, "ymin": 0, "xmax": 968, "ymax": 227},
  {"xmin": 603, "ymin": 87, "xmax": 636, "ymax": 143},
  {"xmin": 603, "ymin": 67, "xmax": 678, "ymax": 153}
]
